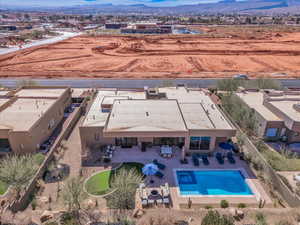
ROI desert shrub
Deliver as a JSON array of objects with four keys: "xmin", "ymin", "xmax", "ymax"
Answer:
[
  {"xmin": 237, "ymin": 203, "xmax": 246, "ymax": 208},
  {"xmin": 201, "ymin": 210, "xmax": 234, "ymax": 225},
  {"xmin": 137, "ymin": 214, "xmax": 175, "ymax": 225},
  {"xmin": 255, "ymin": 212, "xmax": 267, "ymax": 225},
  {"xmin": 275, "ymin": 221, "xmax": 293, "ymax": 225},
  {"xmin": 204, "ymin": 205, "xmax": 213, "ymax": 209},
  {"xmin": 220, "ymin": 200, "xmax": 229, "ymax": 208}
]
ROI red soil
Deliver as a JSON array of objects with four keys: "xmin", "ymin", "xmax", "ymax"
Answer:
[{"xmin": 1, "ymin": 32, "xmax": 300, "ymax": 79}]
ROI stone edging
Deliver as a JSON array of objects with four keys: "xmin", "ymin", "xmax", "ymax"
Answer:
[{"xmin": 83, "ymin": 163, "xmax": 123, "ymax": 198}]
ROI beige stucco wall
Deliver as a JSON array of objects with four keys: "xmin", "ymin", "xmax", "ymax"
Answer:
[{"xmin": 6, "ymin": 88, "xmax": 72, "ymax": 154}]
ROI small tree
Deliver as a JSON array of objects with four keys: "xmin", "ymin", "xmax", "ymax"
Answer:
[
  {"xmin": 106, "ymin": 168, "xmax": 143, "ymax": 212},
  {"xmin": 0, "ymin": 155, "xmax": 37, "ymax": 199},
  {"xmin": 61, "ymin": 177, "xmax": 87, "ymax": 212},
  {"xmin": 201, "ymin": 210, "xmax": 234, "ymax": 225}
]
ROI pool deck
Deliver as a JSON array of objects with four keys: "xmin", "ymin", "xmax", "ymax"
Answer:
[{"xmin": 111, "ymin": 146, "xmax": 272, "ymax": 209}]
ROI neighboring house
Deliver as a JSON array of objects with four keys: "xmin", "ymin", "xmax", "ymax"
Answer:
[
  {"xmin": 0, "ymin": 87, "xmax": 72, "ymax": 154},
  {"xmin": 236, "ymin": 89, "xmax": 300, "ymax": 143},
  {"xmin": 80, "ymin": 87, "xmax": 236, "ymax": 156}
]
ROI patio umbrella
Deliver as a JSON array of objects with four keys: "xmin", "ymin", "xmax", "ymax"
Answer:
[
  {"xmin": 142, "ymin": 163, "xmax": 158, "ymax": 176},
  {"xmin": 219, "ymin": 142, "xmax": 233, "ymax": 151},
  {"xmin": 142, "ymin": 163, "xmax": 158, "ymax": 184}
]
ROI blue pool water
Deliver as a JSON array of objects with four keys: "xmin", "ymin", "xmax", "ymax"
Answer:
[{"xmin": 176, "ymin": 170, "xmax": 253, "ymax": 196}]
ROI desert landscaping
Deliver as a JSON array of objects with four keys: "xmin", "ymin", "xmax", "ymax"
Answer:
[{"xmin": 1, "ymin": 26, "xmax": 300, "ymax": 79}]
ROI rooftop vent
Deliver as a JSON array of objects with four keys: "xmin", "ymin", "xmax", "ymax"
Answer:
[{"xmin": 146, "ymin": 112, "xmax": 149, "ymax": 117}]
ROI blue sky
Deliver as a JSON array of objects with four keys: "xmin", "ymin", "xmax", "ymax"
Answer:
[{"xmin": 3, "ymin": 0, "xmax": 223, "ymax": 7}]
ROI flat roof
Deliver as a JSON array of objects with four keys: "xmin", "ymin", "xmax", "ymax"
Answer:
[
  {"xmin": 159, "ymin": 87, "xmax": 205, "ymax": 103},
  {"xmin": 236, "ymin": 92, "xmax": 281, "ymax": 121},
  {"xmin": 71, "ymin": 88, "xmax": 89, "ymax": 98},
  {"xmin": 82, "ymin": 90, "xmax": 146, "ymax": 127},
  {"xmin": 0, "ymin": 98, "xmax": 56, "ymax": 131},
  {"xmin": 0, "ymin": 98, "xmax": 10, "ymax": 107},
  {"xmin": 269, "ymin": 101, "xmax": 300, "ymax": 122},
  {"xmin": 16, "ymin": 88, "xmax": 66, "ymax": 98},
  {"xmin": 0, "ymin": 91, "xmax": 10, "ymax": 96},
  {"xmin": 105, "ymin": 100, "xmax": 187, "ymax": 132},
  {"xmin": 102, "ymin": 96, "xmax": 129, "ymax": 105},
  {"xmin": 180, "ymin": 102, "xmax": 233, "ymax": 130}
]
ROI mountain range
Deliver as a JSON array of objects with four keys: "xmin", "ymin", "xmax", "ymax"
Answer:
[{"xmin": 2, "ymin": 0, "xmax": 300, "ymax": 15}]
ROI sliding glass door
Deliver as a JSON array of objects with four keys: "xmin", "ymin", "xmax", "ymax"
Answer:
[{"xmin": 189, "ymin": 136, "xmax": 211, "ymax": 150}]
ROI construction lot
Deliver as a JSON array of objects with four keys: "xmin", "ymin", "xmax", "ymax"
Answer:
[{"xmin": 1, "ymin": 26, "xmax": 300, "ymax": 79}]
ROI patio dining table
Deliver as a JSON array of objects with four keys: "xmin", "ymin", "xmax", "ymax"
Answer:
[{"xmin": 160, "ymin": 146, "xmax": 172, "ymax": 157}]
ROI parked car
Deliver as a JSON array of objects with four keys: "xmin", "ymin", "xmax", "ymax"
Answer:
[{"xmin": 233, "ymin": 74, "xmax": 249, "ymax": 80}]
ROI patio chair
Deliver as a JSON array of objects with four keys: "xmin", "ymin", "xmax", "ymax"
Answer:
[
  {"xmin": 192, "ymin": 155, "xmax": 199, "ymax": 166},
  {"xmin": 141, "ymin": 199, "xmax": 148, "ymax": 207},
  {"xmin": 155, "ymin": 171, "xmax": 164, "ymax": 179},
  {"xmin": 163, "ymin": 196, "xmax": 170, "ymax": 205},
  {"xmin": 202, "ymin": 155, "xmax": 210, "ymax": 165},
  {"xmin": 156, "ymin": 198, "xmax": 163, "ymax": 204},
  {"xmin": 153, "ymin": 159, "xmax": 166, "ymax": 170},
  {"xmin": 148, "ymin": 199, "xmax": 155, "ymax": 206},
  {"xmin": 216, "ymin": 152, "xmax": 224, "ymax": 164},
  {"xmin": 227, "ymin": 152, "xmax": 236, "ymax": 164}
]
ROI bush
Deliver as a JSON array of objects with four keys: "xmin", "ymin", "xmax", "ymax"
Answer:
[
  {"xmin": 220, "ymin": 200, "xmax": 229, "ymax": 208},
  {"xmin": 204, "ymin": 205, "xmax": 213, "ymax": 209},
  {"xmin": 255, "ymin": 212, "xmax": 267, "ymax": 225},
  {"xmin": 201, "ymin": 210, "xmax": 234, "ymax": 225},
  {"xmin": 237, "ymin": 203, "xmax": 246, "ymax": 208},
  {"xmin": 33, "ymin": 153, "xmax": 45, "ymax": 165}
]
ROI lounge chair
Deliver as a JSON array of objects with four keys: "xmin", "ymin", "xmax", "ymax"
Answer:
[
  {"xmin": 202, "ymin": 155, "xmax": 210, "ymax": 165},
  {"xmin": 155, "ymin": 171, "xmax": 164, "ymax": 179},
  {"xmin": 192, "ymin": 155, "xmax": 199, "ymax": 166},
  {"xmin": 227, "ymin": 152, "xmax": 236, "ymax": 164},
  {"xmin": 216, "ymin": 152, "xmax": 224, "ymax": 164},
  {"xmin": 153, "ymin": 159, "xmax": 166, "ymax": 170}
]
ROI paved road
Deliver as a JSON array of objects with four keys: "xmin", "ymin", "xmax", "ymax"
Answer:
[
  {"xmin": 0, "ymin": 32, "xmax": 81, "ymax": 55},
  {"xmin": 1, "ymin": 78, "xmax": 300, "ymax": 88}
]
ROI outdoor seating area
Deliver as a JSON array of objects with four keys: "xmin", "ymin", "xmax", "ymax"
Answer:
[
  {"xmin": 138, "ymin": 182, "xmax": 171, "ymax": 208},
  {"xmin": 102, "ymin": 145, "xmax": 115, "ymax": 163},
  {"xmin": 160, "ymin": 145, "xmax": 173, "ymax": 158}
]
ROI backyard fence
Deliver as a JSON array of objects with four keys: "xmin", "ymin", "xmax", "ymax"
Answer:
[
  {"xmin": 8, "ymin": 99, "xmax": 87, "ymax": 212},
  {"xmin": 220, "ymin": 105, "xmax": 300, "ymax": 208}
]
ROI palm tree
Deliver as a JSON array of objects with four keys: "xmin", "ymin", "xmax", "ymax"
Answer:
[{"xmin": 106, "ymin": 168, "xmax": 143, "ymax": 212}]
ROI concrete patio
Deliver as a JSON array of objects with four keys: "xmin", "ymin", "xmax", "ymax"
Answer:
[{"xmin": 111, "ymin": 146, "xmax": 272, "ymax": 209}]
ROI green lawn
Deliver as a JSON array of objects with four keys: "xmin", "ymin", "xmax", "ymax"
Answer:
[
  {"xmin": 85, "ymin": 162, "xmax": 143, "ymax": 196},
  {"xmin": 0, "ymin": 180, "xmax": 8, "ymax": 195}
]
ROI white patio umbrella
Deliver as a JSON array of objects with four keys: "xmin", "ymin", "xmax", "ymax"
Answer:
[{"xmin": 142, "ymin": 163, "xmax": 158, "ymax": 184}]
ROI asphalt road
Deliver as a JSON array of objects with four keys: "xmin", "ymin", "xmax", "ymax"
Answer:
[
  {"xmin": 0, "ymin": 32, "xmax": 80, "ymax": 55},
  {"xmin": 1, "ymin": 78, "xmax": 300, "ymax": 88}
]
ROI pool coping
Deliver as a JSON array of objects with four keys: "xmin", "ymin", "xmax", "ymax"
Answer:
[{"xmin": 173, "ymin": 168, "xmax": 261, "ymax": 201}]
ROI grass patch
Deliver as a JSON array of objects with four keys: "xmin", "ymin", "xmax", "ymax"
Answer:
[
  {"xmin": 0, "ymin": 180, "xmax": 8, "ymax": 195},
  {"xmin": 85, "ymin": 162, "xmax": 144, "ymax": 196}
]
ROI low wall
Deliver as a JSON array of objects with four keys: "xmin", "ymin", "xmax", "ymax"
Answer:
[
  {"xmin": 9, "ymin": 100, "xmax": 86, "ymax": 212},
  {"xmin": 220, "ymin": 106, "xmax": 300, "ymax": 208}
]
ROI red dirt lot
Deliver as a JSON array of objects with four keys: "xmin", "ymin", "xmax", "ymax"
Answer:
[{"xmin": 1, "ymin": 31, "xmax": 300, "ymax": 79}]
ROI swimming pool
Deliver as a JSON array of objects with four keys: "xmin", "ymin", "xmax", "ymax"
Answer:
[{"xmin": 176, "ymin": 170, "xmax": 253, "ymax": 196}]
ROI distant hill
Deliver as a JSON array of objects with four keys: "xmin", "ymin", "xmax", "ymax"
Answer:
[{"xmin": 2, "ymin": 0, "xmax": 300, "ymax": 15}]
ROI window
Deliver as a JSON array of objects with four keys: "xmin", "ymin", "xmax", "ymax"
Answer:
[
  {"xmin": 265, "ymin": 128, "xmax": 278, "ymax": 137},
  {"xmin": 115, "ymin": 137, "xmax": 137, "ymax": 148},
  {"xmin": 189, "ymin": 136, "xmax": 211, "ymax": 150}
]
